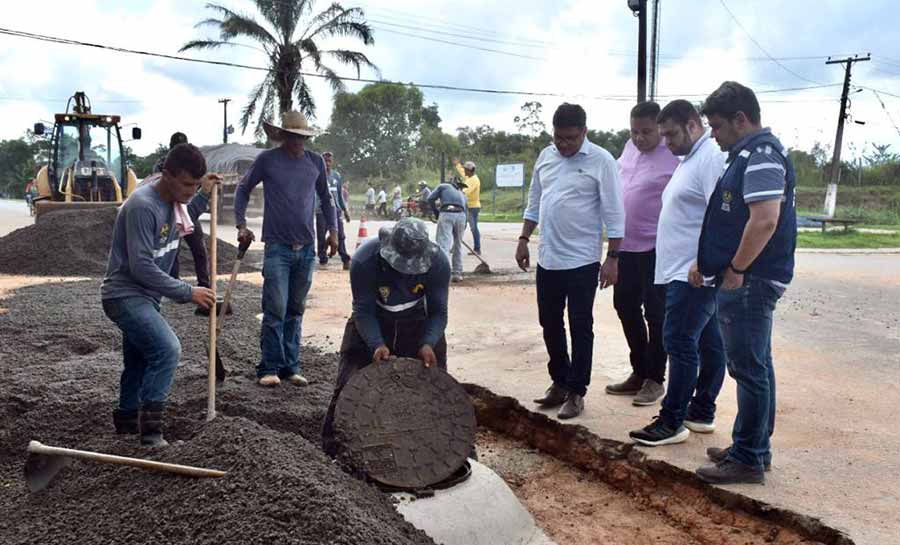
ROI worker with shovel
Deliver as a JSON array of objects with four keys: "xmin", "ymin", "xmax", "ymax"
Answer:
[
  {"xmin": 321, "ymin": 218, "xmax": 451, "ymax": 456},
  {"xmin": 101, "ymin": 144, "xmax": 219, "ymax": 447},
  {"xmin": 427, "ymin": 177, "xmax": 468, "ymax": 283}
]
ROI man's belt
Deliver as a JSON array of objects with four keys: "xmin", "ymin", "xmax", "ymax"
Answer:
[{"xmin": 440, "ymin": 204, "xmax": 465, "ymax": 212}]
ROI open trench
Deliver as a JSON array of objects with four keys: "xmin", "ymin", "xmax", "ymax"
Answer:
[{"xmin": 0, "ymin": 277, "xmax": 853, "ymax": 545}]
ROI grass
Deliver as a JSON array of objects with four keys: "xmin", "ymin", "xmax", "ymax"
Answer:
[{"xmin": 797, "ymin": 229, "xmax": 900, "ymax": 249}]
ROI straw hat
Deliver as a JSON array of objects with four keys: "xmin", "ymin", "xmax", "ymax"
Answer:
[{"xmin": 263, "ymin": 110, "xmax": 318, "ymax": 140}]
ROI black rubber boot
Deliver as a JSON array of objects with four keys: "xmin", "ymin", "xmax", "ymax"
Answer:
[
  {"xmin": 139, "ymin": 401, "xmax": 169, "ymax": 447},
  {"xmin": 113, "ymin": 409, "xmax": 138, "ymax": 435}
]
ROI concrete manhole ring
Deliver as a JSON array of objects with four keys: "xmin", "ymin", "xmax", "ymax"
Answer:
[{"xmin": 333, "ymin": 357, "xmax": 476, "ymax": 489}]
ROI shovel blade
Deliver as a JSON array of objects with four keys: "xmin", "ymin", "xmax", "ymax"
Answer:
[
  {"xmin": 24, "ymin": 452, "xmax": 69, "ymax": 492},
  {"xmin": 473, "ymin": 262, "xmax": 492, "ymax": 275}
]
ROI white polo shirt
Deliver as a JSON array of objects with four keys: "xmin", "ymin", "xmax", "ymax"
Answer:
[
  {"xmin": 655, "ymin": 131, "xmax": 727, "ymax": 285},
  {"xmin": 524, "ymin": 138, "xmax": 625, "ymax": 271}
]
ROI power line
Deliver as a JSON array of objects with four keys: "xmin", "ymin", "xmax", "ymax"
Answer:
[
  {"xmin": 368, "ymin": 26, "xmax": 546, "ymax": 61},
  {"xmin": 717, "ymin": 0, "xmax": 822, "ymax": 85},
  {"xmin": 871, "ymin": 89, "xmax": 900, "ymax": 138},
  {"xmin": 0, "ymin": 26, "xmax": 843, "ymax": 104}
]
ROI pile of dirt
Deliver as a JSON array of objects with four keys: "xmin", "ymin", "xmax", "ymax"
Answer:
[
  {"xmin": 0, "ymin": 280, "xmax": 433, "ymax": 545},
  {"xmin": 0, "ymin": 207, "xmax": 243, "ymax": 277}
]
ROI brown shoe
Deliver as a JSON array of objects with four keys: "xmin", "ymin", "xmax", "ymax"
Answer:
[
  {"xmin": 632, "ymin": 379, "xmax": 665, "ymax": 406},
  {"xmin": 558, "ymin": 394, "xmax": 584, "ymax": 419},
  {"xmin": 342, "ymin": 260, "xmax": 351, "ymax": 271},
  {"xmin": 605, "ymin": 373, "xmax": 643, "ymax": 395},
  {"xmin": 258, "ymin": 375, "xmax": 281, "ymax": 387},
  {"xmin": 533, "ymin": 383, "xmax": 569, "ymax": 407}
]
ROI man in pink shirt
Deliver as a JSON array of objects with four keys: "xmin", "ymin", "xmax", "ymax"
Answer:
[{"xmin": 606, "ymin": 102, "xmax": 680, "ymax": 406}]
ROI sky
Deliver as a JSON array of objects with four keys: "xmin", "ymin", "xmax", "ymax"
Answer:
[{"xmin": 1, "ymin": 0, "xmax": 899, "ymax": 160}]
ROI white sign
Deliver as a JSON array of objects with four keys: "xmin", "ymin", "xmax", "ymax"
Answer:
[{"xmin": 495, "ymin": 163, "xmax": 524, "ymax": 188}]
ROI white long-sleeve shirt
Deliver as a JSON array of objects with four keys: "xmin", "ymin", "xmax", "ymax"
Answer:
[{"xmin": 524, "ymin": 138, "xmax": 625, "ymax": 270}]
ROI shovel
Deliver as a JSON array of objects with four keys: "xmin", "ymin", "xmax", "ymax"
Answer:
[
  {"xmin": 212, "ymin": 236, "xmax": 252, "ymax": 382},
  {"xmin": 460, "ymin": 239, "xmax": 492, "ymax": 274},
  {"xmin": 24, "ymin": 440, "xmax": 226, "ymax": 492}
]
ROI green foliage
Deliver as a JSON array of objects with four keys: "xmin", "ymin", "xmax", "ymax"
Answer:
[
  {"xmin": 0, "ymin": 134, "xmax": 43, "ymax": 198},
  {"xmin": 797, "ymin": 229, "xmax": 900, "ymax": 249},
  {"xmin": 130, "ymin": 143, "xmax": 168, "ymax": 178}
]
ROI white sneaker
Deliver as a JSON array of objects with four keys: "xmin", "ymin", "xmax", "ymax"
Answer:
[
  {"xmin": 285, "ymin": 374, "xmax": 309, "ymax": 386},
  {"xmin": 258, "ymin": 375, "xmax": 281, "ymax": 387},
  {"xmin": 684, "ymin": 419, "xmax": 716, "ymax": 433}
]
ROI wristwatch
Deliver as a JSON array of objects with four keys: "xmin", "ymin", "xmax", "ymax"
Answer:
[
  {"xmin": 518, "ymin": 236, "xmax": 530, "ymax": 243},
  {"xmin": 606, "ymin": 250, "xmax": 620, "ymax": 259},
  {"xmin": 729, "ymin": 262, "xmax": 748, "ymax": 274}
]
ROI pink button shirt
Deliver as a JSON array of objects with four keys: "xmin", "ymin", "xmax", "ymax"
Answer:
[{"xmin": 617, "ymin": 139, "xmax": 679, "ymax": 252}]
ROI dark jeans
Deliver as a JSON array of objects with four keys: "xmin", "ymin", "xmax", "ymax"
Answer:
[
  {"xmin": 259, "ymin": 243, "xmax": 316, "ymax": 378},
  {"xmin": 321, "ymin": 316, "xmax": 448, "ymax": 456},
  {"xmin": 169, "ymin": 224, "xmax": 210, "ymax": 288},
  {"xmin": 102, "ymin": 297, "xmax": 181, "ymax": 411},
  {"xmin": 613, "ymin": 250, "xmax": 667, "ymax": 384},
  {"xmin": 659, "ymin": 281, "xmax": 727, "ymax": 428},
  {"xmin": 536, "ymin": 262, "xmax": 600, "ymax": 397},
  {"xmin": 468, "ymin": 207, "xmax": 481, "ymax": 253},
  {"xmin": 717, "ymin": 275, "xmax": 784, "ymax": 470},
  {"xmin": 316, "ymin": 210, "xmax": 350, "ymax": 264}
]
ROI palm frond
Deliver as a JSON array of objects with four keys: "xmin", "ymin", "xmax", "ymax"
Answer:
[
  {"xmin": 204, "ymin": 3, "xmax": 279, "ymax": 47},
  {"xmin": 322, "ymin": 49, "xmax": 379, "ymax": 78},
  {"xmin": 294, "ymin": 78, "xmax": 316, "ymax": 118},
  {"xmin": 303, "ymin": 6, "xmax": 373, "ymax": 46},
  {"xmin": 297, "ymin": 38, "xmax": 323, "ymax": 68},
  {"xmin": 254, "ymin": 0, "xmax": 303, "ymax": 44},
  {"xmin": 179, "ymin": 39, "xmax": 233, "ymax": 52},
  {"xmin": 255, "ymin": 84, "xmax": 278, "ymax": 138},
  {"xmin": 239, "ymin": 75, "xmax": 272, "ymax": 134},
  {"xmin": 193, "ymin": 17, "xmax": 224, "ymax": 29}
]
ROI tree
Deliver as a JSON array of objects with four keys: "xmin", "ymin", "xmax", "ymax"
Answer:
[
  {"xmin": 181, "ymin": 0, "xmax": 377, "ymax": 136},
  {"xmin": 514, "ymin": 101, "xmax": 545, "ymax": 136},
  {"xmin": 865, "ymin": 144, "xmax": 899, "ymax": 167},
  {"xmin": 320, "ymin": 83, "xmax": 434, "ymax": 178},
  {"xmin": 0, "ymin": 137, "xmax": 40, "ymax": 198}
]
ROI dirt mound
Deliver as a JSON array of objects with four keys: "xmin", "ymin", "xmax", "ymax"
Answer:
[
  {"xmin": 0, "ymin": 207, "xmax": 243, "ymax": 277},
  {"xmin": 0, "ymin": 280, "xmax": 433, "ymax": 545}
]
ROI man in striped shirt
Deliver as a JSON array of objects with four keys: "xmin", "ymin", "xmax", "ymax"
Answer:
[{"xmin": 690, "ymin": 81, "xmax": 797, "ymax": 485}]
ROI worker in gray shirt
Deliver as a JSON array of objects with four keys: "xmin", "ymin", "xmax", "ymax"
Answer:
[
  {"xmin": 101, "ymin": 144, "xmax": 219, "ymax": 447},
  {"xmin": 427, "ymin": 177, "xmax": 468, "ymax": 282},
  {"xmin": 234, "ymin": 111, "xmax": 337, "ymax": 388}
]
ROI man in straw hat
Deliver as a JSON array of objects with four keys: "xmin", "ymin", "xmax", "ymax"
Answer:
[
  {"xmin": 235, "ymin": 110, "xmax": 338, "ymax": 387},
  {"xmin": 320, "ymin": 217, "xmax": 451, "ymax": 456}
]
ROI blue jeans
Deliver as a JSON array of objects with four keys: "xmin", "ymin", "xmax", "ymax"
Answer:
[
  {"xmin": 659, "ymin": 281, "xmax": 726, "ymax": 428},
  {"xmin": 259, "ymin": 243, "xmax": 316, "ymax": 378},
  {"xmin": 468, "ymin": 207, "xmax": 481, "ymax": 253},
  {"xmin": 102, "ymin": 297, "xmax": 181, "ymax": 411},
  {"xmin": 717, "ymin": 275, "xmax": 783, "ymax": 470}
]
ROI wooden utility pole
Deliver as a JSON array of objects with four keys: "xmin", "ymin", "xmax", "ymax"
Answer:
[
  {"xmin": 628, "ymin": 0, "xmax": 648, "ymax": 102},
  {"xmin": 218, "ymin": 98, "xmax": 231, "ymax": 144},
  {"xmin": 823, "ymin": 54, "xmax": 869, "ymax": 216}
]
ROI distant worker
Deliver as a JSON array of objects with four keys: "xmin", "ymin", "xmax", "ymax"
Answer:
[
  {"xmin": 234, "ymin": 111, "xmax": 337, "ymax": 388},
  {"xmin": 321, "ymin": 218, "xmax": 450, "ymax": 456},
  {"xmin": 427, "ymin": 176, "xmax": 468, "ymax": 283},
  {"xmin": 516, "ymin": 103, "xmax": 625, "ymax": 420},
  {"xmin": 605, "ymin": 102, "xmax": 679, "ymax": 406},
  {"xmin": 392, "ymin": 183, "xmax": 403, "ymax": 214},
  {"xmin": 323, "ymin": 151, "xmax": 352, "ymax": 270},
  {"xmin": 376, "ymin": 185, "xmax": 387, "ymax": 217},
  {"xmin": 693, "ymin": 82, "xmax": 797, "ymax": 485},
  {"xmin": 101, "ymin": 144, "xmax": 219, "ymax": 447},
  {"xmin": 454, "ymin": 158, "xmax": 482, "ymax": 255},
  {"xmin": 416, "ymin": 180, "xmax": 432, "ymax": 218},
  {"xmin": 365, "ymin": 182, "xmax": 376, "ymax": 215},
  {"xmin": 152, "ymin": 132, "xmax": 211, "ymax": 294}
]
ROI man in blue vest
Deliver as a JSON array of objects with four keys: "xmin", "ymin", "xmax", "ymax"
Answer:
[{"xmin": 689, "ymin": 81, "xmax": 797, "ymax": 485}]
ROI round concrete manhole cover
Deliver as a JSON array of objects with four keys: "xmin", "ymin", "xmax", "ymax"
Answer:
[{"xmin": 333, "ymin": 357, "xmax": 476, "ymax": 489}]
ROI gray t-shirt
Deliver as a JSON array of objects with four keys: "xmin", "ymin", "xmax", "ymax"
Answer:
[{"xmin": 101, "ymin": 183, "xmax": 208, "ymax": 304}]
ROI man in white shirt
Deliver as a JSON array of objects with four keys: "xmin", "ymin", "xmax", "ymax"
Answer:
[
  {"xmin": 376, "ymin": 186, "xmax": 387, "ymax": 217},
  {"xmin": 365, "ymin": 183, "xmax": 376, "ymax": 215},
  {"xmin": 516, "ymin": 103, "xmax": 625, "ymax": 420},
  {"xmin": 629, "ymin": 99, "xmax": 728, "ymax": 446}
]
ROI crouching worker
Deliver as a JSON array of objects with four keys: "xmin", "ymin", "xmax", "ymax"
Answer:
[
  {"xmin": 101, "ymin": 144, "xmax": 220, "ymax": 447},
  {"xmin": 322, "ymin": 218, "xmax": 451, "ymax": 456}
]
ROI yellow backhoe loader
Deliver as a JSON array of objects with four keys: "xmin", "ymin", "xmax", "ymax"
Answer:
[{"xmin": 30, "ymin": 91, "xmax": 141, "ymax": 221}]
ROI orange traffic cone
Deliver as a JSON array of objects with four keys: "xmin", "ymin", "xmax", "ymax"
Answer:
[{"xmin": 354, "ymin": 214, "xmax": 369, "ymax": 249}]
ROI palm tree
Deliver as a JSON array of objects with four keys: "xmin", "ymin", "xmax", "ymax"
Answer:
[{"xmin": 181, "ymin": 0, "xmax": 377, "ymax": 135}]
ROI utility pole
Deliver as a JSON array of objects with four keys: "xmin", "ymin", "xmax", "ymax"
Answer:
[
  {"xmin": 627, "ymin": 0, "xmax": 647, "ymax": 102},
  {"xmin": 218, "ymin": 98, "xmax": 231, "ymax": 144},
  {"xmin": 648, "ymin": 0, "xmax": 661, "ymax": 101},
  {"xmin": 823, "ymin": 54, "xmax": 869, "ymax": 216}
]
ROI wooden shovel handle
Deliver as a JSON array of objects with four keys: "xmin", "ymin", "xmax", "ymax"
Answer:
[{"xmin": 27, "ymin": 441, "xmax": 226, "ymax": 478}]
